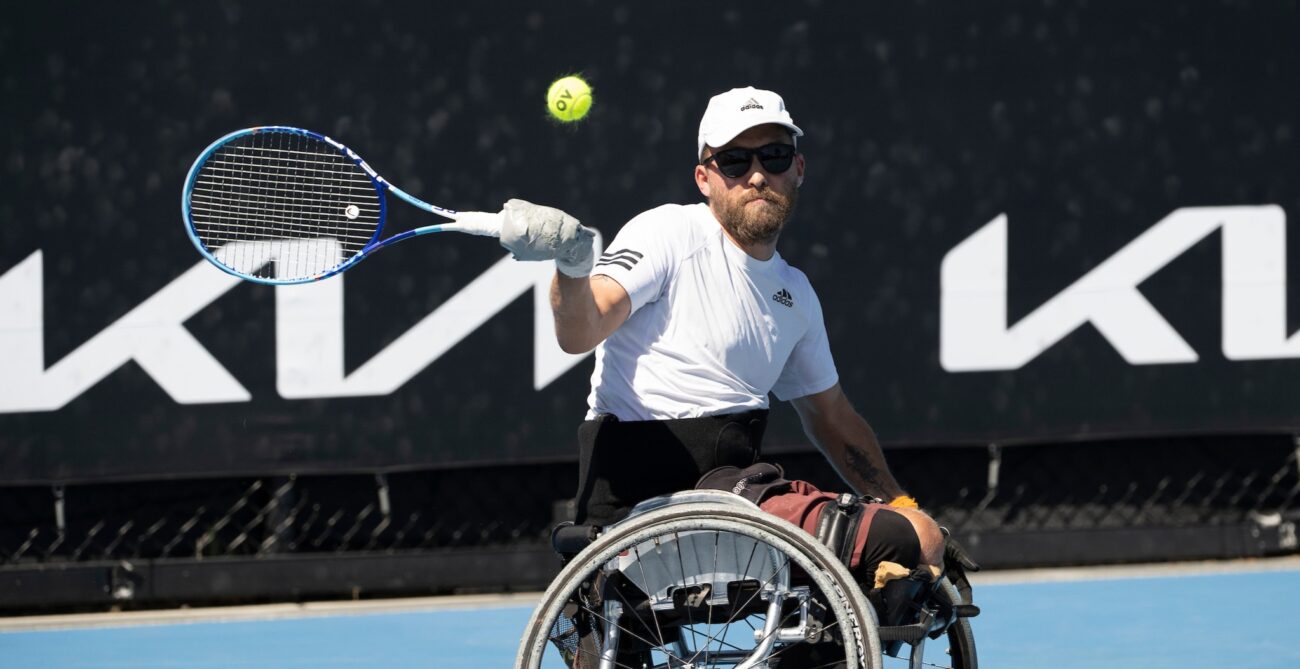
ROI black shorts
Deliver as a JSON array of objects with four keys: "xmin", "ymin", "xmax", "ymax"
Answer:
[{"xmin": 573, "ymin": 410, "xmax": 768, "ymax": 526}]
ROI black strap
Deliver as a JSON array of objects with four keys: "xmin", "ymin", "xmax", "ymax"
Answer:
[{"xmin": 813, "ymin": 493, "xmax": 866, "ymax": 565}]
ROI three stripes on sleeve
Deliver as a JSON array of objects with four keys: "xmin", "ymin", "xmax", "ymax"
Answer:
[{"xmin": 595, "ymin": 248, "xmax": 643, "ymax": 271}]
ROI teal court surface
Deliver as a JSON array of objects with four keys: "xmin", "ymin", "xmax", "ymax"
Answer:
[{"xmin": 3, "ymin": 556, "xmax": 1298, "ymax": 668}]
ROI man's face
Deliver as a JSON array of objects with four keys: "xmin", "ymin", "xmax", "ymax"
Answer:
[{"xmin": 695, "ymin": 124, "xmax": 805, "ymax": 248}]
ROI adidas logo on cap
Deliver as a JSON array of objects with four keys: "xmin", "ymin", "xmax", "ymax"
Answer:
[
  {"xmin": 697, "ymin": 87, "xmax": 803, "ymax": 160},
  {"xmin": 772, "ymin": 288, "xmax": 793, "ymax": 307}
]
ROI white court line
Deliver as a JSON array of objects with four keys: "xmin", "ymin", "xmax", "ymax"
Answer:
[
  {"xmin": 970, "ymin": 554, "xmax": 1300, "ymax": 586},
  {"xmin": 3, "ymin": 554, "xmax": 1298, "ymax": 633},
  {"xmin": 0, "ymin": 592, "xmax": 541, "ymax": 633}
]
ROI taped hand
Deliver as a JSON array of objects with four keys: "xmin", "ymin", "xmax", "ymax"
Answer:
[{"xmin": 499, "ymin": 199, "xmax": 596, "ymax": 277}]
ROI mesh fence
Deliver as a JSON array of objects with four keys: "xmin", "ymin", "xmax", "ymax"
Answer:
[
  {"xmin": 2, "ymin": 434, "xmax": 1297, "ymax": 568},
  {"xmin": 0, "ymin": 467, "xmax": 572, "ymax": 564},
  {"xmin": 783, "ymin": 433, "xmax": 1300, "ymax": 538}
]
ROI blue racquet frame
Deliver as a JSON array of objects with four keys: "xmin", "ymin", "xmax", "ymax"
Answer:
[{"xmin": 182, "ymin": 126, "xmax": 499, "ymax": 285}]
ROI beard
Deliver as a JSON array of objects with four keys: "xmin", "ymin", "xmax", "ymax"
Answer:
[{"xmin": 714, "ymin": 184, "xmax": 799, "ymax": 247}]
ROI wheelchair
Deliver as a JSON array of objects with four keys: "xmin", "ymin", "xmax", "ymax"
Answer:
[{"xmin": 515, "ymin": 490, "xmax": 978, "ymax": 669}]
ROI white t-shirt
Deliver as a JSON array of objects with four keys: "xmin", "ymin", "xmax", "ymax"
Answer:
[{"xmin": 585, "ymin": 203, "xmax": 839, "ymax": 420}]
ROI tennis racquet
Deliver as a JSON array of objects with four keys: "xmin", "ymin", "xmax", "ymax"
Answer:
[{"xmin": 181, "ymin": 126, "xmax": 502, "ymax": 285}]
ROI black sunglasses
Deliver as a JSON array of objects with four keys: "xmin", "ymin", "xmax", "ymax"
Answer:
[{"xmin": 700, "ymin": 143, "xmax": 797, "ymax": 179}]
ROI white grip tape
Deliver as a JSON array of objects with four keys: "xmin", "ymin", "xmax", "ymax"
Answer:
[{"xmin": 443, "ymin": 211, "xmax": 502, "ymax": 238}]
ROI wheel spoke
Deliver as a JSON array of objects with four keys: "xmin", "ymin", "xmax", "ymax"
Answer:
[
  {"xmin": 685, "ymin": 552, "xmax": 792, "ymax": 666},
  {"xmin": 630, "ymin": 544, "xmax": 671, "ymax": 651},
  {"xmin": 571, "ymin": 599, "xmax": 690, "ymax": 667}
]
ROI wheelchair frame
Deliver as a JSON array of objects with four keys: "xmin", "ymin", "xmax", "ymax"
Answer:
[{"xmin": 515, "ymin": 490, "xmax": 976, "ymax": 669}]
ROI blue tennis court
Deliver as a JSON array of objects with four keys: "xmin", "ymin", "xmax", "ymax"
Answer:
[{"xmin": 3, "ymin": 559, "xmax": 1298, "ymax": 668}]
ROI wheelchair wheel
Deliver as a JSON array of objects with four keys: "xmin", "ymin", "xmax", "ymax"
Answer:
[
  {"xmin": 516, "ymin": 496, "xmax": 882, "ymax": 669},
  {"xmin": 880, "ymin": 578, "xmax": 977, "ymax": 669},
  {"xmin": 936, "ymin": 579, "xmax": 977, "ymax": 669}
]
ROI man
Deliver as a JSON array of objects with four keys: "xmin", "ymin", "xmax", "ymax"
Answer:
[{"xmin": 499, "ymin": 86, "xmax": 945, "ymax": 573}]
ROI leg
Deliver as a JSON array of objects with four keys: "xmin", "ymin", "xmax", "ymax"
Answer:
[
  {"xmin": 888, "ymin": 507, "xmax": 945, "ymax": 567},
  {"xmin": 758, "ymin": 484, "xmax": 938, "ymax": 578}
]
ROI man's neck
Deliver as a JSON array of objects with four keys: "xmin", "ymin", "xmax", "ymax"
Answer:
[{"xmin": 715, "ymin": 218, "xmax": 778, "ymax": 261}]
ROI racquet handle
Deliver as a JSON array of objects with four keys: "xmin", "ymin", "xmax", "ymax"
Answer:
[{"xmin": 441, "ymin": 211, "xmax": 503, "ymax": 238}]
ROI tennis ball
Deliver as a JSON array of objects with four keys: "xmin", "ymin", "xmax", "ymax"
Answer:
[{"xmin": 546, "ymin": 76, "xmax": 593, "ymax": 123}]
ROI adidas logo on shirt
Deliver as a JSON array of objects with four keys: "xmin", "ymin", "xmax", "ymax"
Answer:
[
  {"xmin": 772, "ymin": 288, "xmax": 793, "ymax": 307},
  {"xmin": 595, "ymin": 248, "xmax": 644, "ymax": 271},
  {"xmin": 740, "ymin": 98, "xmax": 765, "ymax": 111}
]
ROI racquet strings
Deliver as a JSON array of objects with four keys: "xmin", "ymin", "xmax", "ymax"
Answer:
[{"xmin": 188, "ymin": 130, "xmax": 382, "ymax": 281}]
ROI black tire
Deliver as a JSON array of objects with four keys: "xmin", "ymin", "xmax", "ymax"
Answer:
[{"xmin": 938, "ymin": 579, "xmax": 978, "ymax": 669}]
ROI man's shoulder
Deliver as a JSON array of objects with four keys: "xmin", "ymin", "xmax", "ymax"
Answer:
[
  {"xmin": 625, "ymin": 202, "xmax": 713, "ymax": 232},
  {"xmin": 613, "ymin": 203, "xmax": 717, "ymax": 258}
]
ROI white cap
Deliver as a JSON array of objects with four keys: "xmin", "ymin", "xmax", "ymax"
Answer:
[{"xmin": 697, "ymin": 86, "xmax": 804, "ymax": 159}]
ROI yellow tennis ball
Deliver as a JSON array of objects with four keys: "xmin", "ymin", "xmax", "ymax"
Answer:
[{"xmin": 546, "ymin": 76, "xmax": 593, "ymax": 122}]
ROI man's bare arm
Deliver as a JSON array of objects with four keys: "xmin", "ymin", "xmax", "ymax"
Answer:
[
  {"xmin": 494, "ymin": 198, "xmax": 619, "ymax": 353},
  {"xmin": 552, "ymin": 273, "xmax": 633, "ymax": 354},
  {"xmin": 790, "ymin": 383, "xmax": 906, "ymax": 501}
]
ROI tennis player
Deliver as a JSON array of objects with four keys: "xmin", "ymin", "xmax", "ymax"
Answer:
[{"xmin": 500, "ymin": 86, "xmax": 947, "ymax": 576}]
